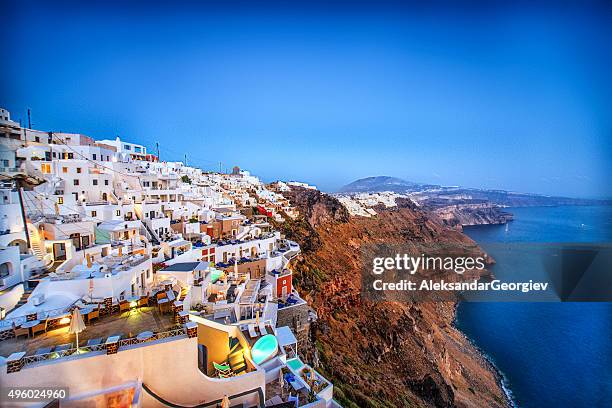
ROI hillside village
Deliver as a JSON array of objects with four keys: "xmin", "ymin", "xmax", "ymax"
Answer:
[{"xmin": 0, "ymin": 107, "xmax": 339, "ymax": 407}]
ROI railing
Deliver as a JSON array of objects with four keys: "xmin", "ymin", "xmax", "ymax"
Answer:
[
  {"xmin": 21, "ymin": 343, "xmax": 107, "ymax": 367},
  {"xmin": 19, "ymin": 327, "xmax": 188, "ymax": 368},
  {"xmin": 142, "ymin": 384, "xmax": 265, "ymax": 408},
  {"xmin": 118, "ymin": 326, "xmax": 187, "ymax": 348}
]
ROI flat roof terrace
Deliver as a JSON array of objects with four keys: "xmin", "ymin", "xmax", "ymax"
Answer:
[{"xmin": 0, "ymin": 306, "xmax": 177, "ymax": 358}]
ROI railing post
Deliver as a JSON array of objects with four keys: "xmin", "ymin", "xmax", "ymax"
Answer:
[
  {"xmin": 185, "ymin": 321, "xmax": 198, "ymax": 338},
  {"xmin": 6, "ymin": 351, "xmax": 26, "ymax": 373},
  {"xmin": 106, "ymin": 335, "xmax": 120, "ymax": 355}
]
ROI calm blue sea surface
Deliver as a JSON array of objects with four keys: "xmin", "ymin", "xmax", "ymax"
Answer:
[{"xmin": 457, "ymin": 206, "xmax": 612, "ymax": 408}]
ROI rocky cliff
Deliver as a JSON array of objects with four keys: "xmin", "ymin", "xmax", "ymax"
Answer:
[
  {"xmin": 277, "ymin": 187, "xmax": 508, "ymax": 408},
  {"xmin": 432, "ymin": 203, "xmax": 514, "ymax": 229}
]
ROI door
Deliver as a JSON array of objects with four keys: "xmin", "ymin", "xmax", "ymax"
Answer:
[{"xmin": 53, "ymin": 243, "xmax": 66, "ymax": 261}]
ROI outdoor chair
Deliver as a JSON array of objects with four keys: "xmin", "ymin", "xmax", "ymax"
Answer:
[
  {"xmin": 31, "ymin": 320, "xmax": 47, "ymax": 336},
  {"xmin": 213, "ymin": 361, "xmax": 234, "ymax": 378},
  {"xmin": 13, "ymin": 325, "xmax": 30, "ymax": 339},
  {"xmin": 138, "ymin": 296, "xmax": 149, "ymax": 307},
  {"xmin": 88, "ymin": 308, "xmax": 100, "ymax": 322},
  {"xmin": 119, "ymin": 301, "xmax": 130, "ymax": 313}
]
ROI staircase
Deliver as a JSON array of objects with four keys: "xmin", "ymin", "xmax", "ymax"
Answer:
[
  {"xmin": 135, "ymin": 213, "xmax": 160, "ymax": 245},
  {"xmin": 16, "ymin": 287, "xmax": 34, "ymax": 308},
  {"xmin": 27, "ymin": 224, "xmax": 46, "ymax": 260},
  {"xmin": 228, "ymin": 337, "xmax": 247, "ymax": 375}
]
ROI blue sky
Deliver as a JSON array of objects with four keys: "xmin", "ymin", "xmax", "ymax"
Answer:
[{"xmin": 2, "ymin": 2, "xmax": 611, "ymax": 197}]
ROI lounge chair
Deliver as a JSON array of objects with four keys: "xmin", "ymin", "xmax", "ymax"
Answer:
[
  {"xmin": 31, "ymin": 320, "xmax": 47, "ymax": 336},
  {"xmin": 138, "ymin": 296, "xmax": 149, "ymax": 307},
  {"xmin": 213, "ymin": 361, "xmax": 234, "ymax": 378},
  {"xmin": 247, "ymin": 324, "xmax": 258, "ymax": 338},
  {"xmin": 34, "ymin": 346, "xmax": 53, "ymax": 355},
  {"xmin": 87, "ymin": 338, "xmax": 103, "ymax": 346},
  {"xmin": 258, "ymin": 322, "xmax": 268, "ymax": 335},
  {"xmin": 54, "ymin": 343, "xmax": 72, "ymax": 352}
]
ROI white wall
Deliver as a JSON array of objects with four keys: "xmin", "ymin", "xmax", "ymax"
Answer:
[{"xmin": 1, "ymin": 335, "xmax": 266, "ymax": 407}]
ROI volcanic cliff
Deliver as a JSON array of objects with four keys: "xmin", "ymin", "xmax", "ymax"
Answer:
[{"xmin": 276, "ymin": 187, "xmax": 509, "ymax": 408}]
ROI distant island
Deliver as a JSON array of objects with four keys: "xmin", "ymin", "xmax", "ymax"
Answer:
[{"xmin": 336, "ymin": 176, "xmax": 610, "ymax": 228}]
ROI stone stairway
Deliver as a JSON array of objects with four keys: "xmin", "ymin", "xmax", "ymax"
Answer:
[
  {"xmin": 228, "ymin": 337, "xmax": 247, "ymax": 375},
  {"xmin": 27, "ymin": 224, "xmax": 46, "ymax": 260},
  {"xmin": 15, "ymin": 287, "xmax": 34, "ymax": 308}
]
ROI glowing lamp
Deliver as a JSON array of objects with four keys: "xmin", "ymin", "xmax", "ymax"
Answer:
[
  {"xmin": 130, "ymin": 301, "xmax": 138, "ymax": 308},
  {"xmin": 250, "ymin": 334, "xmax": 278, "ymax": 365},
  {"xmin": 59, "ymin": 317, "xmax": 71, "ymax": 325}
]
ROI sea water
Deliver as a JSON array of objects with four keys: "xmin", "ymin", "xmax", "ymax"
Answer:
[{"xmin": 457, "ymin": 206, "xmax": 612, "ymax": 408}]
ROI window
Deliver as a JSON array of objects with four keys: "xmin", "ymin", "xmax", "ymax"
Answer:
[
  {"xmin": 135, "ymin": 147, "xmax": 142, "ymax": 153},
  {"xmin": 67, "ymin": 153, "xmax": 74, "ymax": 159},
  {"xmin": 91, "ymin": 211, "xmax": 97, "ymax": 217},
  {"xmin": 76, "ymin": 167, "xmax": 82, "ymax": 174},
  {"xmin": 62, "ymin": 167, "xmax": 68, "ymax": 173},
  {"xmin": 70, "ymin": 233, "xmax": 81, "ymax": 250},
  {"xmin": 73, "ymin": 179, "xmax": 79, "ymax": 186},
  {"xmin": 104, "ymin": 180, "xmax": 109, "ymax": 186},
  {"xmin": 35, "ymin": 136, "xmax": 40, "ymax": 142},
  {"xmin": 116, "ymin": 210, "xmax": 121, "ymax": 216},
  {"xmin": 57, "ymin": 197, "xmax": 64, "ymax": 204},
  {"xmin": 52, "ymin": 152, "xmax": 57, "ymax": 158},
  {"xmin": 41, "ymin": 163, "xmax": 51, "ymax": 174},
  {"xmin": 124, "ymin": 144, "xmax": 131, "ymax": 150},
  {"xmin": 92, "ymin": 154, "xmax": 97, "ymax": 160},
  {"xmin": 93, "ymin": 179, "xmax": 98, "ymax": 186}
]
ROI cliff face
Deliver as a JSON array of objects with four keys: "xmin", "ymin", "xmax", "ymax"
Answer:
[
  {"xmin": 432, "ymin": 204, "xmax": 514, "ymax": 229},
  {"xmin": 278, "ymin": 188, "xmax": 508, "ymax": 408}
]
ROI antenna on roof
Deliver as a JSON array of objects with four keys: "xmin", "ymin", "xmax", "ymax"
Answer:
[
  {"xmin": 156, "ymin": 142, "xmax": 160, "ymax": 162},
  {"xmin": 27, "ymin": 108, "xmax": 31, "ymax": 129},
  {"xmin": 184, "ymin": 153, "xmax": 187, "ymax": 167}
]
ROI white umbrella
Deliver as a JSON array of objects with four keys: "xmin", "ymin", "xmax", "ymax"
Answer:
[
  {"xmin": 68, "ymin": 308, "xmax": 86, "ymax": 352},
  {"xmin": 220, "ymin": 394, "xmax": 230, "ymax": 408}
]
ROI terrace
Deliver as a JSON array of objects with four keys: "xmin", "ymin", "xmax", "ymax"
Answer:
[{"xmin": 0, "ymin": 304, "xmax": 178, "ymax": 359}]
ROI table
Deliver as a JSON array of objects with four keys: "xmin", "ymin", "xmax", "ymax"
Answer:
[
  {"xmin": 79, "ymin": 306, "xmax": 94, "ymax": 313},
  {"xmin": 136, "ymin": 331, "xmax": 153, "ymax": 341},
  {"xmin": 21, "ymin": 320, "xmax": 40, "ymax": 328}
]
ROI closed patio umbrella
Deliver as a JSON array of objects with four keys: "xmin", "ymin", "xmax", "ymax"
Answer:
[
  {"xmin": 220, "ymin": 394, "xmax": 230, "ymax": 408},
  {"xmin": 255, "ymin": 310, "xmax": 260, "ymax": 326},
  {"xmin": 69, "ymin": 308, "xmax": 86, "ymax": 353},
  {"xmin": 279, "ymin": 369, "xmax": 285, "ymax": 397}
]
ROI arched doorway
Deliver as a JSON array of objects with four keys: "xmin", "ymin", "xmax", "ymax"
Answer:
[
  {"xmin": 8, "ymin": 239, "xmax": 27, "ymax": 254},
  {"xmin": 0, "ymin": 262, "xmax": 12, "ymax": 278}
]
